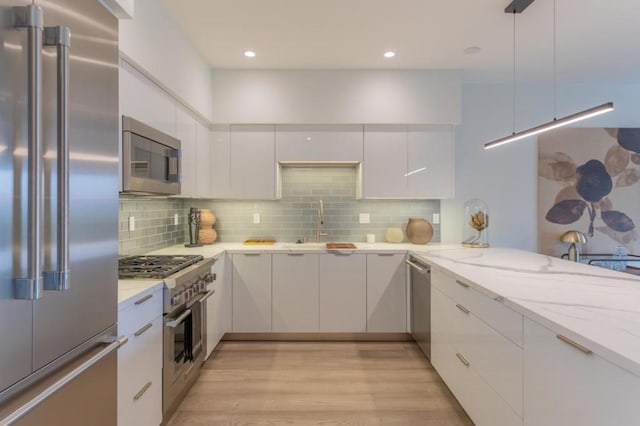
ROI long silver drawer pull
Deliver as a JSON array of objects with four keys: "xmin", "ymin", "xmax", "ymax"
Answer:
[
  {"xmin": 456, "ymin": 304, "xmax": 470, "ymax": 314},
  {"xmin": 243, "ymin": 253, "xmax": 261, "ymax": 256},
  {"xmin": 43, "ymin": 25, "xmax": 71, "ymax": 292},
  {"xmin": 133, "ymin": 382, "xmax": 152, "ymax": 401},
  {"xmin": 456, "ymin": 353, "xmax": 470, "ymax": 367},
  {"xmin": 13, "ymin": 5, "xmax": 44, "ymax": 300},
  {"xmin": 134, "ymin": 294, "xmax": 153, "ymax": 305},
  {"xmin": 166, "ymin": 309, "xmax": 191, "ymax": 328},
  {"xmin": 556, "ymin": 334, "xmax": 593, "ymax": 355},
  {"xmin": 287, "ymin": 253, "xmax": 305, "ymax": 256},
  {"xmin": 134, "ymin": 323, "xmax": 153, "ymax": 337},
  {"xmin": 1, "ymin": 335, "xmax": 127, "ymax": 425},
  {"xmin": 377, "ymin": 253, "xmax": 395, "ymax": 256},
  {"xmin": 455, "ymin": 280, "xmax": 469, "ymax": 288},
  {"xmin": 405, "ymin": 259, "xmax": 429, "ymax": 274}
]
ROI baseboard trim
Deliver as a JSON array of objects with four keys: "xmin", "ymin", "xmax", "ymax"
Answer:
[{"xmin": 222, "ymin": 332, "xmax": 413, "ymax": 342}]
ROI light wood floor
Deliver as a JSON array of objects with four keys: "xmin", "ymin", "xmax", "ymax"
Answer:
[{"xmin": 167, "ymin": 341, "xmax": 474, "ymax": 426}]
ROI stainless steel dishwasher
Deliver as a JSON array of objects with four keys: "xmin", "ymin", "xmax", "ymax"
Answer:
[{"xmin": 406, "ymin": 256, "xmax": 431, "ymax": 359}]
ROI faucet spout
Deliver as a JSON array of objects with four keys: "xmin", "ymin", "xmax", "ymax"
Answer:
[{"xmin": 316, "ymin": 199, "xmax": 328, "ymax": 242}]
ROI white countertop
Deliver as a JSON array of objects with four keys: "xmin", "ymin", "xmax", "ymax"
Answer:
[
  {"xmin": 411, "ymin": 246, "xmax": 640, "ymax": 377},
  {"xmin": 118, "ymin": 279, "xmax": 164, "ymax": 309}
]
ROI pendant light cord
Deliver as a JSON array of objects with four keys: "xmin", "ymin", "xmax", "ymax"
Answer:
[
  {"xmin": 553, "ymin": 0, "xmax": 557, "ymax": 120},
  {"xmin": 512, "ymin": 10, "xmax": 516, "ymax": 135}
]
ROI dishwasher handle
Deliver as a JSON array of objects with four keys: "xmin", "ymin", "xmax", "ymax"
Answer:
[{"xmin": 405, "ymin": 259, "xmax": 430, "ymax": 274}]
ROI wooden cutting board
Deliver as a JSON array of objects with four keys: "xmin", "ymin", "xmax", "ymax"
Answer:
[
  {"xmin": 243, "ymin": 239, "xmax": 275, "ymax": 245},
  {"xmin": 326, "ymin": 242, "xmax": 357, "ymax": 249}
]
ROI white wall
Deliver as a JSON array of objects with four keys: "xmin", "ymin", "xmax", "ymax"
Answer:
[
  {"xmin": 442, "ymin": 82, "xmax": 640, "ymax": 251},
  {"xmin": 119, "ymin": 0, "xmax": 213, "ymax": 121},
  {"xmin": 210, "ymin": 70, "xmax": 460, "ymax": 124}
]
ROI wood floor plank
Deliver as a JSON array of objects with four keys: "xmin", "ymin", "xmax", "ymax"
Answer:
[{"xmin": 167, "ymin": 341, "xmax": 473, "ymax": 426}]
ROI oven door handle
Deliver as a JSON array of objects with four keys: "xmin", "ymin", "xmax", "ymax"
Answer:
[
  {"xmin": 199, "ymin": 288, "xmax": 215, "ymax": 303},
  {"xmin": 165, "ymin": 309, "xmax": 191, "ymax": 328}
]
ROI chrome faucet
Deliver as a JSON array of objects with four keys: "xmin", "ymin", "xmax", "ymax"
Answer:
[{"xmin": 316, "ymin": 200, "xmax": 328, "ymax": 242}]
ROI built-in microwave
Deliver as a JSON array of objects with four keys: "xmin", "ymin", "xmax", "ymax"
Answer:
[{"xmin": 122, "ymin": 115, "xmax": 181, "ymax": 195}]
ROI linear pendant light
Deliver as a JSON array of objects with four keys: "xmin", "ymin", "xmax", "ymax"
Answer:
[{"xmin": 485, "ymin": 0, "xmax": 614, "ymax": 150}]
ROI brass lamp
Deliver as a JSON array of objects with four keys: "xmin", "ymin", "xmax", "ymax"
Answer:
[{"xmin": 560, "ymin": 230, "xmax": 587, "ymax": 262}]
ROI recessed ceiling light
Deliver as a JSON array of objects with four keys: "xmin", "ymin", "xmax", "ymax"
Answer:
[
  {"xmin": 463, "ymin": 46, "xmax": 482, "ymax": 55},
  {"xmin": 383, "ymin": 51, "xmax": 395, "ymax": 58},
  {"xmin": 244, "ymin": 50, "xmax": 256, "ymax": 58}
]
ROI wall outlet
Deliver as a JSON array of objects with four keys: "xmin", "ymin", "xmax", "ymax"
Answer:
[
  {"xmin": 253, "ymin": 213, "xmax": 261, "ymax": 224},
  {"xmin": 432, "ymin": 213, "xmax": 440, "ymax": 225},
  {"xmin": 128, "ymin": 216, "xmax": 135, "ymax": 231},
  {"xmin": 174, "ymin": 213, "xmax": 179, "ymax": 225},
  {"xmin": 359, "ymin": 213, "xmax": 370, "ymax": 224}
]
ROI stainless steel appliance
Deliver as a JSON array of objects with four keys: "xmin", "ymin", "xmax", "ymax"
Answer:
[
  {"xmin": 0, "ymin": 1, "xmax": 122, "ymax": 424},
  {"xmin": 118, "ymin": 254, "xmax": 216, "ymax": 419},
  {"xmin": 122, "ymin": 115, "xmax": 181, "ymax": 195},
  {"xmin": 407, "ymin": 256, "xmax": 431, "ymax": 359}
]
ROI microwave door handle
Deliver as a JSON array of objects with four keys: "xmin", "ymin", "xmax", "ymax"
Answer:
[
  {"xmin": 167, "ymin": 149, "xmax": 180, "ymax": 183},
  {"xmin": 43, "ymin": 26, "xmax": 71, "ymax": 292},
  {"xmin": 13, "ymin": 5, "xmax": 44, "ymax": 300}
]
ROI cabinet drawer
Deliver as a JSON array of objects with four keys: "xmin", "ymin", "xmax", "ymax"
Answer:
[
  {"xmin": 432, "ymin": 267, "xmax": 523, "ymax": 347},
  {"xmin": 118, "ymin": 315, "xmax": 162, "ymax": 394},
  {"xmin": 431, "ymin": 338, "xmax": 522, "ymax": 426},
  {"xmin": 117, "ymin": 372, "xmax": 162, "ymax": 426},
  {"xmin": 118, "ymin": 288, "xmax": 163, "ymax": 337},
  {"xmin": 434, "ymin": 287, "xmax": 523, "ymax": 416}
]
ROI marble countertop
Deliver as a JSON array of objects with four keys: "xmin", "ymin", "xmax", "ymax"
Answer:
[{"xmin": 411, "ymin": 246, "xmax": 640, "ymax": 377}]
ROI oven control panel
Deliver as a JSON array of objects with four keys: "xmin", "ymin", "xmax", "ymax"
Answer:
[{"xmin": 169, "ymin": 272, "xmax": 215, "ymax": 308}]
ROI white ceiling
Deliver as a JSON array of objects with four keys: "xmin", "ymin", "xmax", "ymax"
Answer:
[{"xmin": 162, "ymin": 0, "xmax": 640, "ymax": 83}]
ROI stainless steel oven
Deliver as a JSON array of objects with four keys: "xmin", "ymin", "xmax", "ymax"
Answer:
[{"xmin": 122, "ymin": 115, "xmax": 181, "ymax": 195}]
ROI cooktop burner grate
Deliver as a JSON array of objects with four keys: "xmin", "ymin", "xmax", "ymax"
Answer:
[{"xmin": 118, "ymin": 254, "xmax": 204, "ymax": 279}]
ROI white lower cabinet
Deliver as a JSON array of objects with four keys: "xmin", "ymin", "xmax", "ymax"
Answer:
[
  {"xmin": 431, "ymin": 268, "xmax": 523, "ymax": 426},
  {"xmin": 366, "ymin": 253, "xmax": 407, "ymax": 332},
  {"xmin": 272, "ymin": 254, "xmax": 320, "ymax": 332},
  {"xmin": 524, "ymin": 318, "xmax": 640, "ymax": 426},
  {"xmin": 319, "ymin": 253, "xmax": 366, "ymax": 332},
  {"xmin": 232, "ymin": 253, "xmax": 272, "ymax": 332},
  {"xmin": 206, "ymin": 254, "xmax": 232, "ymax": 359},
  {"xmin": 117, "ymin": 288, "xmax": 163, "ymax": 426}
]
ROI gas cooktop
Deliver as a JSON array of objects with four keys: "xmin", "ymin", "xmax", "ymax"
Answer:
[{"xmin": 118, "ymin": 254, "xmax": 204, "ymax": 279}]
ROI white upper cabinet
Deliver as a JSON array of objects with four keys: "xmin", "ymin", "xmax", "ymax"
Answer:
[
  {"xmin": 229, "ymin": 125, "xmax": 276, "ymax": 199},
  {"xmin": 175, "ymin": 106, "xmax": 197, "ymax": 197},
  {"xmin": 275, "ymin": 125, "xmax": 363, "ymax": 162},
  {"xmin": 407, "ymin": 126, "xmax": 454, "ymax": 198},
  {"xmin": 363, "ymin": 125, "xmax": 407, "ymax": 198},
  {"xmin": 363, "ymin": 125, "xmax": 454, "ymax": 199},
  {"xmin": 119, "ymin": 61, "xmax": 176, "ymax": 137},
  {"xmin": 210, "ymin": 125, "xmax": 231, "ymax": 199},
  {"xmin": 195, "ymin": 120, "xmax": 211, "ymax": 197}
]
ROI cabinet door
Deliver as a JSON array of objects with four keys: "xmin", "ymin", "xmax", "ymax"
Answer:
[
  {"xmin": 196, "ymin": 120, "xmax": 211, "ymax": 197},
  {"xmin": 363, "ymin": 125, "xmax": 407, "ymax": 198},
  {"xmin": 524, "ymin": 318, "xmax": 640, "ymax": 426},
  {"xmin": 210, "ymin": 125, "xmax": 231, "ymax": 198},
  {"xmin": 232, "ymin": 253, "xmax": 272, "ymax": 332},
  {"xmin": 319, "ymin": 253, "xmax": 366, "ymax": 332},
  {"xmin": 275, "ymin": 125, "xmax": 363, "ymax": 162},
  {"xmin": 366, "ymin": 253, "xmax": 407, "ymax": 332},
  {"xmin": 119, "ymin": 61, "xmax": 176, "ymax": 137},
  {"xmin": 230, "ymin": 125, "xmax": 275, "ymax": 199},
  {"xmin": 175, "ymin": 106, "xmax": 197, "ymax": 197},
  {"xmin": 272, "ymin": 254, "xmax": 320, "ymax": 332},
  {"xmin": 407, "ymin": 126, "xmax": 454, "ymax": 198}
]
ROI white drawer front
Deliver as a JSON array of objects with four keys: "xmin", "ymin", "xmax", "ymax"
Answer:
[
  {"xmin": 432, "ymin": 267, "xmax": 523, "ymax": 347},
  {"xmin": 431, "ymin": 289, "xmax": 522, "ymax": 426},
  {"xmin": 118, "ymin": 289, "xmax": 163, "ymax": 337},
  {"xmin": 118, "ymin": 315, "xmax": 162, "ymax": 418},
  {"xmin": 437, "ymin": 288, "xmax": 523, "ymax": 417},
  {"xmin": 117, "ymin": 374, "xmax": 162, "ymax": 426}
]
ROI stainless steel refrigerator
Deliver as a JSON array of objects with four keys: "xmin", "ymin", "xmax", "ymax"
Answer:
[{"xmin": 0, "ymin": 1, "xmax": 121, "ymax": 424}]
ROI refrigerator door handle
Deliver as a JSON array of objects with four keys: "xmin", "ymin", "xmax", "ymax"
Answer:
[
  {"xmin": 43, "ymin": 26, "xmax": 71, "ymax": 292},
  {"xmin": 13, "ymin": 5, "xmax": 44, "ymax": 300},
  {"xmin": 0, "ymin": 335, "xmax": 127, "ymax": 425}
]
